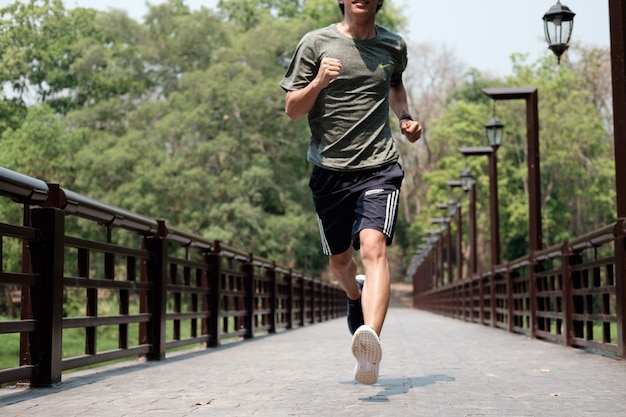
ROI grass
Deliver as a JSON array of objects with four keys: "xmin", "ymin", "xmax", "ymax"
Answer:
[
  {"xmin": 0, "ymin": 318, "xmax": 207, "ymax": 371},
  {"xmin": 0, "ymin": 333, "xmax": 21, "ymax": 370},
  {"xmin": 541, "ymin": 320, "xmax": 618, "ymax": 344}
]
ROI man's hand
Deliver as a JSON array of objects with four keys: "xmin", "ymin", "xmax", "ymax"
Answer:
[
  {"xmin": 284, "ymin": 57, "xmax": 342, "ymax": 120},
  {"xmin": 314, "ymin": 57, "xmax": 342, "ymax": 89},
  {"xmin": 401, "ymin": 119, "xmax": 422, "ymax": 143}
]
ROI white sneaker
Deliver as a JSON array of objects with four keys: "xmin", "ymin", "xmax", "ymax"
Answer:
[{"xmin": 351, "ymin": 325, "xmax": 382, "ymax": 385}]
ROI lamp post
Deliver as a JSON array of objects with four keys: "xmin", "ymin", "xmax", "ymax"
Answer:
[
  {"xmin": 608, "ymin": 0, "xmax": 626, "ymax": 359},
  {"xmin": 428, "ymin": 227, "xmax": 446, "ymax": 287},
  {"xmin": 424, "ymin": 232, "xmax": 442, "ymax": 288},
  {"xmin": 459, "ymin": 171, "xmax": 478, "ymax": 274},
  {"xmin": 543, "ymin": 1, "xmax": 576, "ymax": 64},
  {"xmin": 458, "ymin": 112, "xmax": 503, "ymax": 267},
  {"xmin": 483, "ymin": 87, "xmax": 542, "ymax": 253},
  {"xmin": 458, "ymin": 146, "xmax": 500, "ymax": 267},
  {"xmin": 610, "ymin": 0, "xmax": 626, "ymax": 218},
  {"xmin": 446, "ymin": 180, "xmax": 464, "ymax": 281},
  {"xmin": 431, "ymin": 217, "xmax": 452, "ymax": 284},
  {"xmin": 448, "ymin": 176, "xmax": 477, "ymax": 275},
  {"xmin": 444, "ymin": 184, "xmax": 465, "ymax": 280},
  {"xmin": 438, "ymin": 200, "xmax": 462, "ymax": 283},
  {"xmin": 448, "ymin": 199, "xmax": 462, "ymax": 283}
]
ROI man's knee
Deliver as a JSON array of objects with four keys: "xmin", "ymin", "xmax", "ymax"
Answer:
[
  {"xmin": 359, "ymin": 229, "xmax": 387, "ymax": 261},
  {"xmin": 330, "ymin": 249, "xmax": 353, "ymax": 271}
]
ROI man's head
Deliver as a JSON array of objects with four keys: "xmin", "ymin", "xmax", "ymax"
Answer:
[{"xmin": 338, "ymin": 1, "xmax": 383, "ymax": 15}]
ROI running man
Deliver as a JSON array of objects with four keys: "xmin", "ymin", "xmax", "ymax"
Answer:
[{"xmin": 280, "ymin": 0, "xmax": 421, "ymax": 384}]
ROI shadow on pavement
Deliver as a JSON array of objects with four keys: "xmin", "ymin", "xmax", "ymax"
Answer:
[{"xmin": 360, "ymin": 374, "xmax": 455, "ymax": 402}]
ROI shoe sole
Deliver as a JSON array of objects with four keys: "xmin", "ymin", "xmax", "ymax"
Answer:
[{"xmin": 351, "ymin": 325, "xmax": 382, "ymax": 385}]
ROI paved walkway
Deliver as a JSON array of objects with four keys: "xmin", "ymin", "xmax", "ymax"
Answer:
[{"xmin": 1, "ymin": 297, "xmax": 626, "ymax": 416}]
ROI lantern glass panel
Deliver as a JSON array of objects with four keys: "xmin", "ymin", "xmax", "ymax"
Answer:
[
  {"xmin": 485, "ymin": 118, "xmax": 504, "ymax": 148},
  {"xmin": 460, "ymin": 170, "xmax": 473, "ymax": 192}
]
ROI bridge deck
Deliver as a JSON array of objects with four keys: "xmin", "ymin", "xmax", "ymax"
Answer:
[{"xmin": 1, "ymin": 296, "xmax": 625, "ymax": 416}]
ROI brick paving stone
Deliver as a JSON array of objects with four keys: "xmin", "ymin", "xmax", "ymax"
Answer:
[{"xmin": 1, "ymin": 306, "xmax": 625, "ymax": 416}]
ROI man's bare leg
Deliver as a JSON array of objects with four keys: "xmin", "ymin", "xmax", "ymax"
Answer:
[
  {"xmin": 329, "ymin": 247, "xmax": 361, "ymax": 301},
  {"xmin": 358, "ymin": 228, "xmax": 390, "ymax": 336}
]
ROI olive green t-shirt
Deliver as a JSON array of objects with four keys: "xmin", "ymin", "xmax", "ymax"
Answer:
[{"xmin": 280, "ymin": 24, "xmax": 407, "ymax": 171}]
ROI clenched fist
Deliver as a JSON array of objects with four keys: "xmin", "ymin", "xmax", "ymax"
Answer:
[
  {"xmin": 316, "ymin": 58, "xmax": 342, "ymax": 89},
  {"xmin": 401, "ymin": 119, "xmax": 422, "ymax": 143}
]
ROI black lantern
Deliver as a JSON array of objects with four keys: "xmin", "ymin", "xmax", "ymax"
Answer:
[
  {"xmin": 485, "ymin": 118, "xmax": 504, "ymax": 149},
  {"xmin": 447, "ymin": 199, "xmax": 457, "ymax": 217},
  {"xmin": 460, "ymin": 169, "xmax": 473, "ymax": 193},
  {"xmin": 543, "ymin": 1, "xmax": 576, "ymax": 64}
]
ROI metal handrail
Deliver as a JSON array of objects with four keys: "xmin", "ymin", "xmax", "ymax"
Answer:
[
  {"xmin": 61, "ymin": 188, "xmax": 159, "ymax": 234},
  {"xmin": 0, "ymin": 167, "xmax": 48, "ymax": 204}
]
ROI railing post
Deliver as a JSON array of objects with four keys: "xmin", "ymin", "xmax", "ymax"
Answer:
[
  {"xmin": 28, "ymin": 207, "xmax": 64, "ymax": 386},
  {"xmin": 614, "ymin": 220, "xmax": 626, "ymax": 358},
  {"xmin": 286, "ymin": 269, "xmax": 294, "ymax": 329},
  {"xmin": 461, "ymin": 281, "xmax": 467, "ymax": 321},
  {"xmin": 506, "ymin": 263, "xmax": 514, "ymax": 334},
  {"xmin": 310, "ymin": 279, "xmax": 316, "ymax": 323},
  {"xmin": 300, "ymin": 276, "xmax": 306, "ymax": 326},
  {"xmin": 20, "ymin": 205, "xmax": 33, "ymax": 372},
  {"xmin": 326, "ymin": 284, "xmax": 332, "ymax": 320},
  {"xmin": 456, "ymin": 206, "xmax": 463, "ymax": 282},
  {"xmin": 437, "ymin": 237, "xmax": 444, "ymax": 288},
  {"xmin": 316, "ymin": 279, "xmax": 322, "ymax": 323},
  {"xmin": 267, "ymin": 263, "xmax": 277, "ymax": 334},
  {"xmin": 479, "ymin": 273, "xmax": 485, "ymax": 325},
  {"xmin": 529, "ymin": 253, "xmax": 538, "ymax": 339},
  {"xmin": 206, "ymin": 242, "xmax": 222, "ymax": 347},
  {"xmin": 319, "ymin": 282, "xmax": 326, "ymax": 321},
  {"xmin": 446, "ymin": 223, "xmax": 453, "ymax": 284},
  {"xmin": 327, "ymin": 283, "xmax": 332, "ymax": 318},
  {"xmin": 490, "ymin": 270, "xmax": 497, "ymax": 327},
  {"xmin": 144, "ymin": 228, "xmax": 167, "ymax": 361},
  {"xmin": 561, "ymin": 241, "xmax": 575, "ymax": 348},
  {"xmin": 243, "ymin": 256, "xmax": 255, "ymax": 339}
]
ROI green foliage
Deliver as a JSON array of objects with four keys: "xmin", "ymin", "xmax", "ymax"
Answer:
[
  {"xmin": 416, "ymin": 50, "xmax": 615, "ymax": 263},
  {"xmin": 0, "ymin": 0, "xmax": 335, "ymax": 273},
  {"xmin": 0, "ymin": 105, "xmax": 82, "ymax": 185},
  {"xmin": 0, "ymin": 0, "xmax": 616, "ymax": 278}
]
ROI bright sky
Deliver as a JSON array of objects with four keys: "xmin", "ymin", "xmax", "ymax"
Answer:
[{"xmin": 2, "ymin": 0, "xmax": 612, "ymax": 77}]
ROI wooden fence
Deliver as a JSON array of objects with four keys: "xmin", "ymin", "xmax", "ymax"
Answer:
[
  {"xmin": 411, "ymin": 217, "xmax": 626, "ymax": 358},
  {"xmin": 0, "ymin": 167, "xmax": 345, "ymax": 387}
]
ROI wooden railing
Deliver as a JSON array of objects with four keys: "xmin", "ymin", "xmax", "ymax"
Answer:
[
  {"xmin": 0, "ymin": 167, "xmax": 345, "ymax": 387},
  {"xmin": 412, "ymin": 218, "xmax": 626, "ymax": 358}
]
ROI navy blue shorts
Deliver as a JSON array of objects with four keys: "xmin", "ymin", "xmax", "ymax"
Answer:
[{"xmin": 308, "ymin": 162, "xmax": 404, "ymax": 255}]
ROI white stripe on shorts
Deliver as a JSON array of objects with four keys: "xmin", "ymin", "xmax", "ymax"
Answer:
[
  {"xmin": 316, "ymin": 214, "xmax": 332, "ymax": 255},
  {"xmin": 383, "ymin": 190, "xmax": 399, "ymax": 237}
]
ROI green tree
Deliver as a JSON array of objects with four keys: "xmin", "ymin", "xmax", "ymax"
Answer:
[
  {"xmin": 2, "ymin": 0, "xmax": 614, "ymax": 281},
  {"xmin": 0, "ymin": 105, "xmax": 81, "ymax": 184},
  {"xmin": 0, "ymin": 1, "xmax": 93, "ymax": 113},
  {"xmin": 417, "ymin": 50, "xmax": 614, "ymax": 265},
  {"xmin": 144, "ymin": 0, "xmax": 228, "ymax": 97}
]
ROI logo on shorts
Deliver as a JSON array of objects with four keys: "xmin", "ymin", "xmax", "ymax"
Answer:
[
  {"xmin": 379, "ymin": 63, "xmax": 391, "ymax": 69},
  {"xmin": 365, "ymin": 188, "xmax": 385, "ymax": 196}
]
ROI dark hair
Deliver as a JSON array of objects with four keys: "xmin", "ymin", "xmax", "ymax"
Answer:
[{"xmin": 338, "ymin": 2, "xmax": 383, "ymax": 15}]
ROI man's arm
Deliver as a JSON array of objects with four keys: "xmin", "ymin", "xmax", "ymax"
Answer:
[
  {"xmin": 390, "ymin": 80, "xmax": 422, "ymax": 143},
  {"xmin": 284, "ymin": 58, "xmax": 342, "ymax": 120}
]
